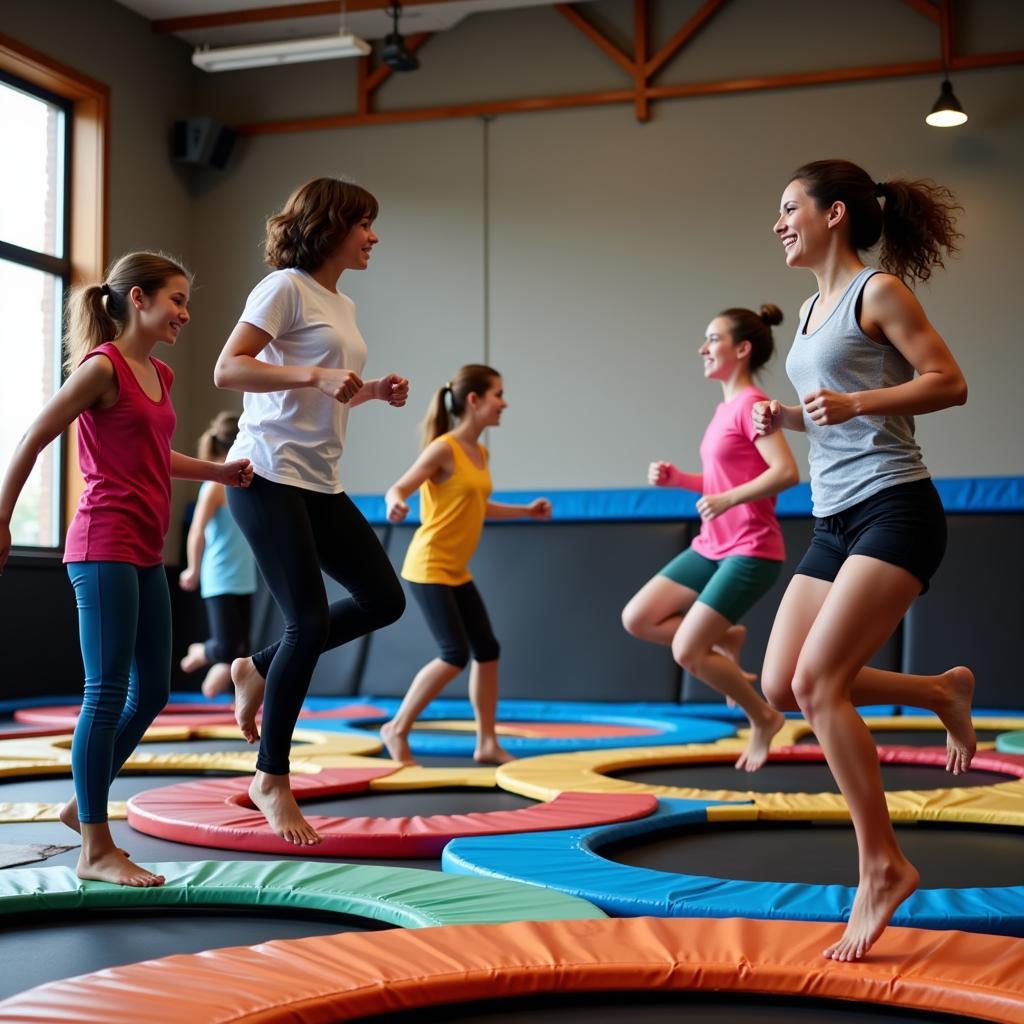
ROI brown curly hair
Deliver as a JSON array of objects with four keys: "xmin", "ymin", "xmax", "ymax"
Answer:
[
  {"xmin": 264, "ymin": 178, "xmax": 379, "ymax": 272},
  {"xmin": 791, "ymin": 159, "xmax": 962, "ymax": 284}
]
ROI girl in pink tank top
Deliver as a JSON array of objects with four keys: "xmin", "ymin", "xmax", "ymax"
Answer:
[
  {"xmin": 0, "ymin": 251, "xmax": 253, "ymax": 889},
  {"xmin": 622, "ymin": 305, "xmax": 798, "ymax": 773}
]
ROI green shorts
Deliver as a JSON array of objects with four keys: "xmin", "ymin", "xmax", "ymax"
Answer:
[{"xmin": 658, "ymin": 548, "xmax": 782, "ymax": 624}]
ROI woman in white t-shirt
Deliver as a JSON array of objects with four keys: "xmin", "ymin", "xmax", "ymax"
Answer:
[{"xmin": 214, "ymin": 178, "xmax": 409, "ymax": 846}]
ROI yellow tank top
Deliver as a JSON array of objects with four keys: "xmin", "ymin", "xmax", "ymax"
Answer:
[{"xmin": 401, "ymin": 433, "xmax": 492, "ymax": 585}]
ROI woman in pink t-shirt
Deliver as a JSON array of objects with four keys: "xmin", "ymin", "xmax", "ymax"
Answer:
[
  {"xmin": 622, "ymin": 305, "xmax": 798, "ymax": 771},
  {"xmin": 0, "ymin": 252, "xmax": 252, "ymax": 888}
]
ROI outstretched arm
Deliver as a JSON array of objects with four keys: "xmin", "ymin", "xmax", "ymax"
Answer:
[
  {"xmin": 171, "ymin": 452, "xmax": 253, "ymax": 487},
  {"xmin": 485, "ymin": 498, "xmax": 552, "ymax": 520},
  {"xmin": 385, "ymin": 441, "xmax": 454, "ymax": 522},
  {"xmin": 0, "ymin": 357, "xmax": 115, "ymax": 572},
  {"xmin": 179, "ymin": 482, "xmax": 225, "ymax": 592}
]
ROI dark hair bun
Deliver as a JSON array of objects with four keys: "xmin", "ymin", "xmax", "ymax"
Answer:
[{"xmin": 759, "ymin": 303, "xmax": 784, "ymax": 327}]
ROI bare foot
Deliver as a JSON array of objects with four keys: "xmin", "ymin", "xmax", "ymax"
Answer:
[
  {"xmin": 77, "ymin": 850, "xmax": 164, "ymax": 887},
  {"xmin": 734, "ymin": 707, "xmax": 786, "ymax": 772},
  {"xmin": 201, "ymin": 662, "xmax": 233, "ymax": 700},
  {"xmin": 474, "ymin": 741, "xmax": 515, "ymax": 765},
  {"xmin": 936, "ymin": 665, "xmax": 976, "ymax": 775},
  {"xmin": 59, "ymin": 798, "xmax": 128, "ymax": 856},
  {"xmin": 231, "ymin": 657, "xmax": 265, "ymax": 744},
  {"xmin": 179, "ymin": 642, "xmax": 208, "ymax": 674},
  {"xmin": 824, "ymin": 857, "xmax": 919, "ymax": 961},
  {"xmin": 249, "ymin": 772, "xmax": 322, "ymax": 845},
  {"xmin": 379, "ymin": 721, "xmax": 418, "ymax": 765}
]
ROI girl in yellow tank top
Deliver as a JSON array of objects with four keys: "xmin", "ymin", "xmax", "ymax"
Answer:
[{"xmin": 381, "ymin": 365, "xmax": 551, "ymax": 765}]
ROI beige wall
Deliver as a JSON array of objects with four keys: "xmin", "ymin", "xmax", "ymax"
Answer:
[{"xmin": 4, "ymin": 0, "xmax": 1024, "ymax": 553}]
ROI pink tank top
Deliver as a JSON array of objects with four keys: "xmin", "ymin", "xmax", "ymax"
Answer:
[
  {"xmin": 690, "ymin": 386, "xmax": 785, "ymax": 562},
  {"xmin": 63, "ymin": 342, "xmax": 176, "ymax": 567}
]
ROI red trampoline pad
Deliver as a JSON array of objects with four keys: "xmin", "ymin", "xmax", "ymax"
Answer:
[{"xmin": 126, "ymin": 768, "xmax": 658, "ymax": 857}]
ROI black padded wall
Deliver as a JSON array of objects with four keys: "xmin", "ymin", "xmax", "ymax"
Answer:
[
  {"xmin": 359, "ymin": 521, "xmax": 689, "ymax": 702},
  {"xmin": 903, "ymin": 515, "xmax": 1023, "ymax": 710}
]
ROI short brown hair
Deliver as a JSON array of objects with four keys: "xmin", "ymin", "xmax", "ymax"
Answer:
[{"xmin": 264, "ymin": 177, "xmax": 379, "ymax": 272}]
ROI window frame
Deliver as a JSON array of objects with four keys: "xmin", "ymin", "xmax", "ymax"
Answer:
[
  {"xmin": 0, "ymin": 32, "xmax": 109, "ymax": 565},
  {"xmin": 0, "ymin": 69, "xmax": 72, "ymax": 555}
]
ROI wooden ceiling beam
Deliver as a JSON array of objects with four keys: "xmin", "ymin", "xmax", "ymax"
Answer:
[
  {"xmin": 364, "ymin": 31, "xmax": 432, "ymax": 92},
  {"xmin": 153, "ymin": 0, "xmax": 447, "ymax": 34},
  {"xmin": 236, "ymin": 48, "xmax": 1024, "ymax": 136},
  {"xmin": 899, "ymin": 0, "xmax": 941, "ymax": 22},
  {"xmin": 554, "ymin": 3, "xmax": 635, "ymax": 76},
  {"xmin": 634, "ymin": 0, "xmax": 648, "ymax": 121},
  {"xmin": 645, "ymin": 0, "xmax": 726, "ymax": 79}
]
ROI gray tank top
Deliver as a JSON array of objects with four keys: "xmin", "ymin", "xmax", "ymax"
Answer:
[{"xmin": 785, "ymin": 266, "xmax": 929, "ymax": 517}]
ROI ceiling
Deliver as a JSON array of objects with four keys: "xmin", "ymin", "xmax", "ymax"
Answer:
[{"xmin": 113, "ymin": 0, "xmax": 577, "ymax": 49}]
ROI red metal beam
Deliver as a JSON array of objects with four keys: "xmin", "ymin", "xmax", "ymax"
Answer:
[
  {"xmin": 154, "ymin": 0, "xmax": 447, "ymax": 33},
  {"xmin": 554, "ymin": 3, "xmax": 634, "ymax": 76},
  {"xmin": 645, "ymin": 0, "xmax": 726, "ymax": 78},
  {"xmin": 236, "ymin": 48, "xmax": 1024, "ymax": 137}
]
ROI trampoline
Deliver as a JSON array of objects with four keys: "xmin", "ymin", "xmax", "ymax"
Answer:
[
  {"xmin": 444, "ymin": 798, "xmax": 1024, "ymax": 936},
  {"xmin": 495, "ymin": 743, "xmax": 1024, "ymax": 822},
  {"xmin": 1, "ymin": 917, "xmax": 1020, "ymax": 1023}
]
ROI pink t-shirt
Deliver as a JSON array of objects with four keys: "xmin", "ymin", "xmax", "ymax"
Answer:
[
  {"xmin": 64, "ymin": 343, "xmax": 176, "ymax": 567},
  {"xmin": 690, "ymin": 386, "xmax": 784, "ymax": 563}
]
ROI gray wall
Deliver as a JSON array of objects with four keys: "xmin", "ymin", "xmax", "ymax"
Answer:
[{"xmin": 5, "ymin": 0, "xmax": 1024, "ymax": 545}]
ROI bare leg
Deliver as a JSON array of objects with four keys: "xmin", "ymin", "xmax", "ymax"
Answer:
[
  {"xmin": 249, "ymin": 771, "xmax": 322, "ymax": 845},
  {"xmin": 761, "ymin": 577, "xmax": 975, "ymax": 774},
  {"xmin": 621, "ymin": 576, "xmax": 699, "ymax": 646},
  {"xmin": 78, "ymin": 821, "xmax": 164, "ymax": 887},
  {"xmin": 231, "ymin": 656, "xmax": 265, "ymax": 744},
  {"xmin": 712, "ymin": 624, "xmax": 756, "ymax": 705},
  {"xmin": 179, "ymin": 642, "xmax": 208, "ymax": 673},
  {"xmin": 469, "ymin": 659, "xmax": 513, "ymax": 763},
  {"xmin": 201, "ymin": 662, "xmax": 233, "ymax": 700},
  {"xmin": 379, "ymin": 658, "xmax": 462, "ymax": 765},
  {"xmin": 672, "ymin": 604, "xmax": 784, "ymax": 771},
  {"xmin": 59, "ymin": 796, "xmax": 129, "ymax": 856},
  {"xmin": 784, "ymin": 558, "xmax": 925, "ymax": 961}
]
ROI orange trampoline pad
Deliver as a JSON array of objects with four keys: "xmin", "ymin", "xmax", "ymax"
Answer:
[{"xmin": 0, "ymin": 917, "xmax": 1020, "ymax": 1023}]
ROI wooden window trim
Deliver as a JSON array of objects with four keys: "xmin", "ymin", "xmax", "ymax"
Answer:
[{"xmin": 0, "ymin": 32, "xmax": 109, "ymax": 538}]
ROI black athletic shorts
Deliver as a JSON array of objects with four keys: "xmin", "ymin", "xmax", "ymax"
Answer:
[{"xmin": 794, "ymin": 478, "xmax": 946, "ymax": 593}]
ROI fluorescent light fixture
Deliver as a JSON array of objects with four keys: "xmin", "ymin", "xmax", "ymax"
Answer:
[
  {"xmin": 192, "ymin": 32, "xmax": 370, "ymax": 73},
  {"xmin": 925, "ymin": 79, "xmax": 968, "ymax": 128}
]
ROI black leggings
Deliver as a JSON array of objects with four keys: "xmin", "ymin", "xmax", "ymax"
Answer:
[
  {"xmin": 203, "ymin": 593, "xmax": 252, "ymax": 665},
  {"xmin": 228, "ymin": 475, "xmax": 405, "ymax": 774},
  {"xmin": 408, "ymin": 580, "xmax": 500, "ymax": 668}
]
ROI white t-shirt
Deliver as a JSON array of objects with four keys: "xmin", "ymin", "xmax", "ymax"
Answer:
[{"xmin": 228, "ymin": 268, "xmax": 369, "ymax": 494}]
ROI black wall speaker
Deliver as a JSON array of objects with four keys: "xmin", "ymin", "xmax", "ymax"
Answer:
[{"xmin": 172, "ymin": 117, "xmax": 236, "ymax": 170}]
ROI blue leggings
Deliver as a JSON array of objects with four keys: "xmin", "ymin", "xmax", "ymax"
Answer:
[{"xmin": 67, "ymin": 562, "xmax": 171, "ymax": 823}]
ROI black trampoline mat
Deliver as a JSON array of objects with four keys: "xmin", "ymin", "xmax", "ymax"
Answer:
[
  {"xmin": 612, "ymin": 761, "xmax": 1011, "ymax": 792},
  {"xmin": 796, "ymin": 728, "xmax": 1005, "ymax": 746},
  {"xmin": 364, "ymin": 990, "xmax": 983, "ymax": 1023},
  {"xmin": 300, "ymin": 789, "xmax": 534, "ymax": 817},
  {"xmin": 0, "ymin": 907, "xmax": 391, "ymax": 1001},
  {"xmin": 601, "ymin": 820, "xmax": 1024, "ymax": 888}
]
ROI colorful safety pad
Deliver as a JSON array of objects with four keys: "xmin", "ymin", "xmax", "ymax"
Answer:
[
  {"xmin": 0, "ymin": 859, "xmax": 604, "ymax": 927},
  {"xmin": 998, "ymin": 731, "xmax": 1024, "ymax": 755},
  {"xmin": 302, "ymin": 697, "xmax": 737, "ymax": 755},
  {"xmin": 443, "ymin": 798, "xmax": 1024, "ymax": 937},
  {"xmin": 495, "ymin": 743, "xmax": 1024, "ymax": 824},
  {"xmin": 1, "ymin": 916, "xmax": 1022, "ymax": 1023},
  {"xmin": 126, "ymin": 768, "xmax": 659, "ymax": 857}
]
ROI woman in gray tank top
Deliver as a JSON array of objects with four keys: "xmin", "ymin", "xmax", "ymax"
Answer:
[{"xmin": 752, "ymin": 159, "xmax": 973, "ymax": 963}]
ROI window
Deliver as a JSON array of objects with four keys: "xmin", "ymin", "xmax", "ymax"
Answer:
[{"xmin": 0, "ymin": 72, "xmax": 70, "ymax": 549}]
